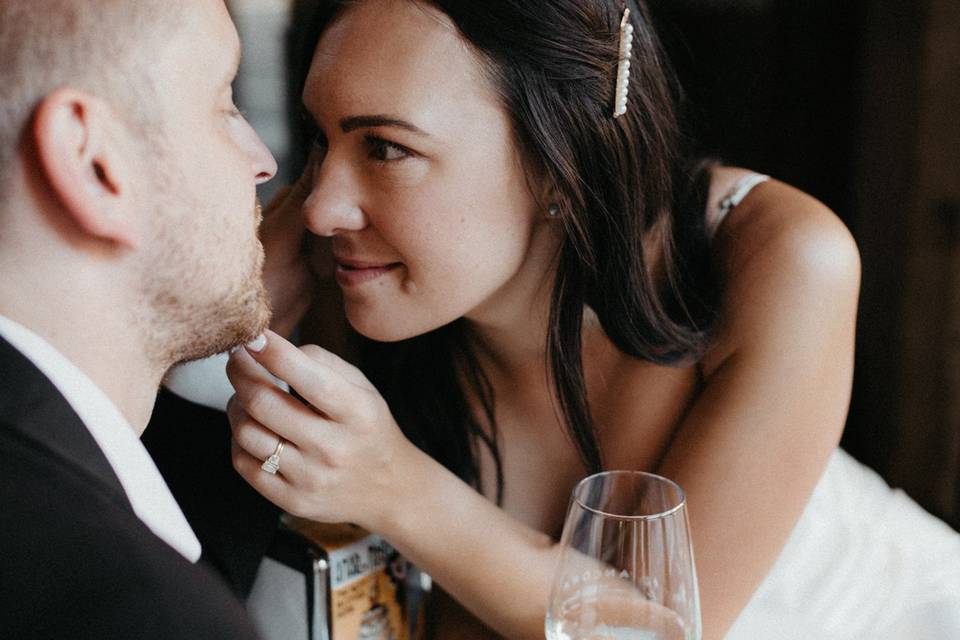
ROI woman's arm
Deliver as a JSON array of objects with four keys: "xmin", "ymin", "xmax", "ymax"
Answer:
[{"xmin": 658, "ymin": 176, "xmax": 861, "ymax": 638}]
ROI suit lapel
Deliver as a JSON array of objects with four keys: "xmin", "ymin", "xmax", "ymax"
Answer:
[{"xmin": 0, "ymin": 337, "xmax": 131, "ymax": 509}]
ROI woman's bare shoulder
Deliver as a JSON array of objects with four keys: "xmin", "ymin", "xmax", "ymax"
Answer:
[
  {"xmin": 704, "ymin": 169, "xmax": 861, "ymax": 372},
  {"xmin": 714, "ymin": 173, "xmax": 857, "ymax": 269}
]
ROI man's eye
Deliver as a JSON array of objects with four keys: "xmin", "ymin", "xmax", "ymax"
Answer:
[
  {"xmin": 365, "ymin": 135, "xmax": 411, "ymax": 162},
  {"xmin": 225, "ymin": 106, "xmax": 247, "ymax": 120},
  {"xmin": 313, "ymin": 132, "xmax": 329, "ymax": 149}
]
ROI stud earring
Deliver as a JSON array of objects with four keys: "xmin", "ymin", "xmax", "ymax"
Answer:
[{"xmin": 547, "ymin": 204, "xmax": 561, "ymax": 218}]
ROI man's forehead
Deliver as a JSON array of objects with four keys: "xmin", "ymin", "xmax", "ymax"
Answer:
[{"xmin": 159, "ymin": 2, "xmax": 241, "ymax": 80}]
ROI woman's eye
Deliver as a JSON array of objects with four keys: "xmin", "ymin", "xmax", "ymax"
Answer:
[
  {"xmin": 313, "ymin": 131, "xmax": 329, "ymax": 150},
  {"xmin": 366, "ymin": 135, "xmax": 412, "ymax": 162}
]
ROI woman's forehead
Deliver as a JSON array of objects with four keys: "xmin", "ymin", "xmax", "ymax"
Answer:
[
  {"xmin": 312, "ymin": 1, "xmax": 469, "ymax": 82},
  {"xmin": 304, "ymin": 0, "xmax": 502, "ymax": 134}
]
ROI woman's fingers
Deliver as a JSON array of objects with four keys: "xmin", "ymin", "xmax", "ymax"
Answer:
[
  {"xmin": 262, "ymin": 150, "xmax": 316, "ymax": 221},
  {"xmin": 226, "ymin": 393, "xmax": 308, "ymax": 480},
  {"xmin": 227, "ymin": 347, "xmax": 336, "ymax": 450},
  {"xmin": 227, "ymin": 330, "xmax": 419, "ymax": 528},
  {"xmin": 230, "ymin": 440, "xmax": 305, "ymax": 515},
  {"xmin": 260, "ymin": 183, "xmax": 307, "ymax": 252},
  {"xmin": 261, "ymin": 185, "xmax": 293, "ymax": 217},
  {"xmin": 261, "ymin": 152, "xmax": 316, "ymax": 231},
  {"xmin": 260, "ymin": 165, "xmax": 321, "ymax": 337},
  {"xmin": 242, "ymin": 330, "xmax": 373, "ymax": 423},
  {"xmin": 226, "ymin": 343, "xmax": 279, "ymax": 388},
  {"xmin": 299, "ymin": 343, "xmax": 370, "ymax": 388}
]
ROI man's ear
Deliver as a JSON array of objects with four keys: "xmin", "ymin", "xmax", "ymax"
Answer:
[{"xmin": 32, "ymin": 88, "xmax": 140, "ymax": 249}]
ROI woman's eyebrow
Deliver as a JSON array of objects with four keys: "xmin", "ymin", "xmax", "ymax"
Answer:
[{"xmin": 340, "ymin": 115, "xmax": 431, "ymax": 138}]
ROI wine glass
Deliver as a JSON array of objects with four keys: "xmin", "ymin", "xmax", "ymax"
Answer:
[{"xmin": 545, "ymin": 470, "xmax": 701, "ymax": 640}]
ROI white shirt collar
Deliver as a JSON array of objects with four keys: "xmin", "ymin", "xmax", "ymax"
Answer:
[{"xmin": 0, "ymin": 314, "xmax": 202, "ymax": 563}]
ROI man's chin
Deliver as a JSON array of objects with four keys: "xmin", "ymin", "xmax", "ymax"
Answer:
[
  {"xmin": 216, "ymin": 294, "xmax": 272, "ymax": 353},
  {"xmin": 172, "ymin": 291, "xmax": 271, "ymax": 365}
]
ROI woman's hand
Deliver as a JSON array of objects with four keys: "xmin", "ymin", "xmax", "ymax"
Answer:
[
  {"xmin": 228, "ymin": 332, "xmax": 563, "ymax": 639},
  {"xmin": 225, "ymin": 330, "xmax": 422, "ymax": 531},
  {"xmin": 259, "ymin": 155, "xmax": 330, "ymax": 339}
]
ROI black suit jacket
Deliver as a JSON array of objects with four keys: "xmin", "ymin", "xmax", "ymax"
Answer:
[
  {"xmin": 0, "ymin": 337, "xmax": 262, "ymax": 639},
  {"xmin": 142, "ymin": 384, "xmax": 282, "ymax": 599}
]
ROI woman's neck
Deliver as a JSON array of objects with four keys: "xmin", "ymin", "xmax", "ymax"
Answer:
[
  {"xmin": 463, "ymin": 298, "xmax": 616, "ymax": 400},
  {"xmin": 464, "ymin": 321, "xmax": 548, "ymax": 393}
]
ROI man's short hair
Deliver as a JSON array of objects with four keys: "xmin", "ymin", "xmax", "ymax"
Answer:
[{"xmin": 0, "ymin": 0, "xmax": 185, "ymax": 178}]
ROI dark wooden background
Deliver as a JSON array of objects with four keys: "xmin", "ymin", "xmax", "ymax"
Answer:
[{"xmin": 650, "ymin": 0, "xmax": 960, "ymax": 529}]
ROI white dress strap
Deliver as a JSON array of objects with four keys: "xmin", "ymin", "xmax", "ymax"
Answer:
[{"xmin": 708, "ymin": 172, "xmax": 770, "ymax": 241}]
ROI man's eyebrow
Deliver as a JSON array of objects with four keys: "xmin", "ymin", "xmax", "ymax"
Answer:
[{"xmin": 340, "ymin": 115, "xmax": 431, "ymax": 137}]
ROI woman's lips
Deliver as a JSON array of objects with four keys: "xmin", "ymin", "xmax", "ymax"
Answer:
[{"xmin": 334, "ymin": 259, "xmax": 403, "ymax": 287}]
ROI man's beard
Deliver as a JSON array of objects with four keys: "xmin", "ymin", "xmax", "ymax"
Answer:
[
  {"xmin": 171, "ymin": 247, "xmax": 271, "ymax": 364},
  {"xmin": 139, "ymin": 198, "xmax": 272, "ymax": 368}
]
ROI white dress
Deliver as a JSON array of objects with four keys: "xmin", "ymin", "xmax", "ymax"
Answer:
[
  {"xmin": 716, "ymin": 174, "xmax": 960, "ymax": 639},
  {"xmin": 726, "ymin": 448, "xmax": 960, "ymax": 639}
]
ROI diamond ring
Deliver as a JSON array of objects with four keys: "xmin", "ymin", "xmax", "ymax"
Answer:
[{"xmin": 261, "ymin": 438, "xmax": 285, "ymax": 475}]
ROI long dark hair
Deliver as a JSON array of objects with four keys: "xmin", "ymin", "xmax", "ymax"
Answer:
[{"xmin": 289, "ymin": 0, "xmax": 718, "ymax": 503}]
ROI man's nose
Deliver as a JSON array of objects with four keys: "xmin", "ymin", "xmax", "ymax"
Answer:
[{"xmin": 251, "ymin": 135, "xmax": 278, "ymax": 185}]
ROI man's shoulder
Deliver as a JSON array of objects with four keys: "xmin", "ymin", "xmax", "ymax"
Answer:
[
  {"xmin": 0, "ymin": 439, "xmax": 260, "ymax": 640},
  {"xmin": 144, "ymin": 387, "xmax": 283, "ymax": 599}
]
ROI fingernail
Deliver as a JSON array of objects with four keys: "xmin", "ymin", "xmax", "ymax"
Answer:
[{"xmin": 246, "ymin": 334, "xmax": 267, "ymax": 353}]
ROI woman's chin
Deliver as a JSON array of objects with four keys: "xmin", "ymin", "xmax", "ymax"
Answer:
[
  {"xmin": 347, "ymin": 314, "xmax": 423, "ymax": 343},
  {"xmin": 345, "ymin": 306, "xmax": 454, "ymax": 343}
]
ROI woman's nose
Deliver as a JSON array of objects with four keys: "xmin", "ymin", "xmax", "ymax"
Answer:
[{"xmin": 301, "ymin": 161, "xmax": 367, "ymax": 237}]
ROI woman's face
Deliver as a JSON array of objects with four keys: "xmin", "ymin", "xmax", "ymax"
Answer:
[{"xmin": 301, "ymin": 0, "xmax": 559, "ymax": 342}]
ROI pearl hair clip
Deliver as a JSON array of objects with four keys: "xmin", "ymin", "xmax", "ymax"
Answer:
[{"xmin": 613, "ymin": 7, "xmax": 634, "ymax": 118}]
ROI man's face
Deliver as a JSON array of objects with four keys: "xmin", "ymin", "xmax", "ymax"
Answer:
[{"xmin": 134, "ymin": 1, "xmax": 277, "ymax": 364}]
